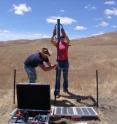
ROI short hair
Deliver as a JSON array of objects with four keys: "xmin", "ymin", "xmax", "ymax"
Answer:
[{"xmin": 60, "ymin": 36, "xmax": 65, "ymax": 39}]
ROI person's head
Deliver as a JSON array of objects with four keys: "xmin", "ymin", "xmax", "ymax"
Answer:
[
  {"xmin": 60, "ymin": 35, "xmax": 65, "ymax": 41},
  {"xmin": 41, "ymin": 48, "xmax": 52, "ymax": 56}
]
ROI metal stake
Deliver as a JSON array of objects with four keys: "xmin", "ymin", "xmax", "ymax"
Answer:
[
  {"xmin": 96, "ymin": 70, "xmax": 99, "ymax": 107},
  {"xmin": 13, "ymin": 69, "xmax": 16, "ymax": 104}
]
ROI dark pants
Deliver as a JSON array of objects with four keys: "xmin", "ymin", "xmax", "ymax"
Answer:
[
  {"xmin": 54, "ymin": 60, "xmax": 69, "ymax": 95},
  {"xmin": 24, "ymin": 65, "xmax": 37, "ymax": 83}
]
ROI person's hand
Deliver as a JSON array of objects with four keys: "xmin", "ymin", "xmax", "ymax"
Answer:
[
  {"xmin": 53, "ymin": 64, "xmax": 57, "ymax": 68},
  {"xmin": 52, "ymin": 64, "xmax": 57, "ymax": 69},
  {"xmin": 53, "ymin": 28, "xmax": 56, "ymax": 36}
]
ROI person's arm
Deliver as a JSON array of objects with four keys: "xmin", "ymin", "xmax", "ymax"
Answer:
[
  {"xmin": 39, "ymin": 63, "xmax": 56, "ymax": 71},
  {"xmin": 51, "ymin": 36, "xmax": 57, "ymax": 46},
  {"xmin": 46, "ymin": 61, "xmax": 52, "ymax": 67},
  {"xmin": 50, "ymin": 28, "xmax": 57, "ymax": 46},
  {"xmin": 64, "ymin": 35, "xmax": 70, "ymax": 45}
]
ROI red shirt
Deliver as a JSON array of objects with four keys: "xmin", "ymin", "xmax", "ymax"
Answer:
[{"xmin": 56, "ymin": 41, "xmax": 68, "ymax": 61}]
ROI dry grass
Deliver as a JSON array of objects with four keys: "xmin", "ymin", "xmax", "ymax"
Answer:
[{"xmin": 0, "ymin": 32, "xmax": 117, "ymax": 123}]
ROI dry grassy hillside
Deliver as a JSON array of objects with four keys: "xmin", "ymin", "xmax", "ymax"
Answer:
[{"xmin": 0, "ymin": 32, "xmax": 117, "ymax": 124}]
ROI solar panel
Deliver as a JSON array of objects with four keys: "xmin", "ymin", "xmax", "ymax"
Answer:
[
  {"xmin": 54, "ymin": 107, "xmax": 98, "ymax": 118},
  {"xmin": 67, "ymin": 107, "xmax": 74, "ymax": 115},
  {"xmin": 87, "ymin": 107, "xmax": 97, "ymax": 116},
  {"xmin": 56, "ymin": 107, "xmax": 62, "ymax": 115},
  {"xmin": 54, "ymin": 107, "xmax": 74, "ymax": 116},
  {"xmin": 76, "ymin": 107, "xmax": 83, "ymax": 115},
  {"xmin": 82, "ymin": 108, "xmax": 90, "ymax": 115},
  {"xmin": 62, "ymin": 107, "xmax": 67, "ymax": 115}
]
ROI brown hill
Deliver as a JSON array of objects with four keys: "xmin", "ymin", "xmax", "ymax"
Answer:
[{"xmin": 0, "ymin": 32, "xmax": 117, "ymax": 123}]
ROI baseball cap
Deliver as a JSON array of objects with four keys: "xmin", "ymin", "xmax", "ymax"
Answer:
[{"xmin": 41, "ymin": 48, "xmax": 52, "ymax": 56}]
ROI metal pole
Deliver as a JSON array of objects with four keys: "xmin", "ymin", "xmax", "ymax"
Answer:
[
  {"xmin": 13, "ymin": 69, "xmax": 16, "ymax": 104},
  {"xmin": 54, "ymin": 95, "xmax": 56, "ymax": 104},
  {"xmin": 57, "ymin": 19, "xmax": 61, "ymax": 62},
  {"xmin": 54, "ymin": 19, "xmax": 61, "ymax": 103},
  {"xmin": 57, "ymin": 19, "xmax": 61, "ymax": 42},
  {"xmin": 96, "ymin": 70, "xmax": 99, "ymax": 107}
]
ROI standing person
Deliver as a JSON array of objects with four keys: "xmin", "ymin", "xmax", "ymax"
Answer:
[
  {"xmin": 24, "ymin": 48, "xmax": 56, "ymax": 83},
  {"xmin": 51, "ymin": 27, "xmax": 70, "ymax": 97}
]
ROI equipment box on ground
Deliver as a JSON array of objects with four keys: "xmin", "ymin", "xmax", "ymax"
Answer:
[{"xmin": 8, "ymin": 83, "xmax": 51, "ymax": 124}]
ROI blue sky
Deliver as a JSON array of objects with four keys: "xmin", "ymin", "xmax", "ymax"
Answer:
[{"xmin": 0, "ymin": 0, "xmax": 117, "ymax": 41}]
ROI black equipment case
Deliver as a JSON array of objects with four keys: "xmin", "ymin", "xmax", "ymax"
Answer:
[{"xmin": 8, "ymin": 83, "xmax": 51, "ymax": 124}]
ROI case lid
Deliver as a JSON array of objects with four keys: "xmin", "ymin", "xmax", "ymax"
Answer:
[{"xmin": 16, "ymin": 83, "xmax": 50, "ymax": 111}]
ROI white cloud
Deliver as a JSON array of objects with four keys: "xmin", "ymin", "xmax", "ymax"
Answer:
[
  {"xmin": 0, "ymin": 29, "xmax": 10, "ymax": 34},
  {"xmin": 3, "ymin": 30, "xmax": 9, "ymax": 33},
  {"xmin": 75, "ymin": 25, "xmax": 87, "ymax": 31},
  {"xmin": 60, "ymin": 9, "xmax": 65, "ymax": 12},
  {"xmin": 32, "ymin": 33, "xmax": 49, "ymax": 38},
  {"xmin": 105, "ymin": 9, "xmax": 113, "ymax": 15},
  {"xmin": 84, "ymin": 4, "xmax": 96, "ymax": 10},
  {"xmin": 95, "ymin": 18, "xmax": 103, "ymax": 21},
  {"xmin": 46, "ymin": 16, "xmax": 76, "ymax": 25},
  {"xmin": 106, "ymin": 15, "xmax": 112, "ymax": 19},
  {"xmin": 112, "ymin": 25, "xmax": 117, "ymax": 28},
  {"xmin": 91, "ymin": 31, "xmax": 104, "ymax": 36},
  {"xmin": 0, "ymin": 31, "xmax": 49, "ymax": 41},
  {"xmin": 104, "ymin": 8, "xmax": 117, "ymax": 16},
  {"xmin": 99, "ymin": 21, "xmax": 109, "ymax": 27},
  {"xmin": 104, "ymin": 1, "xmax": 116, "ymax": 5},
  {"xmin": 12, "ymin": 3, "xmax": 31, "ymax": 15}
]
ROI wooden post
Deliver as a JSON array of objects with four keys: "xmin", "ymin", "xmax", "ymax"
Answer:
[
  {"xmin": 96, "ymin": 70, "xmax": 99, "ymax": 107},
  {"xmin": 13, "ymin": 69, "xmax": 16, "ymax": 104}
]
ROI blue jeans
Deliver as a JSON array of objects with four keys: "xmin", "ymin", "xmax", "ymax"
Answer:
[
  {"xmin": 24, "ymin": 65, "xmax": 37, "ymax": 83},
  {"xmin": 54, "ymin": 60, "xmax": 69, "ymax": 95}
]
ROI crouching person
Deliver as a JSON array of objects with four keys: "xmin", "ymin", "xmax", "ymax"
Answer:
[{"xmin": 24, "ymin": 48, "xmax": 56, "ymax": 83}]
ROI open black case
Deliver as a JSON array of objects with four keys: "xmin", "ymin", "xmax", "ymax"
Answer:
[{"xmin": 8, "ymin": 83, "xmax": 51, "ymax": 124}]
